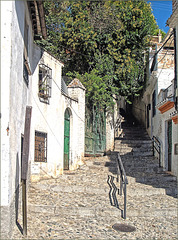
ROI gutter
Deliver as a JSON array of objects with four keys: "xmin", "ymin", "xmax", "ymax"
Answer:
[{"xmin": 36, "ymin": 1, "xmax": 47, "ymax": 40}]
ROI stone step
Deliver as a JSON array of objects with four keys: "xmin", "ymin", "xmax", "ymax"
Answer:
[
  {"xmin": 33, "ymin": 171, "xmax": 177, "ymax": 196},
  {"xmin": 115, "ymin": 139, "xmax": 152, "ymax": 144},
  {"xmin": 125, "ymin": 175, "xmax": 176, "ymax": 186},
  {"xmin": 119, "ymin": 132, "xmax": 149, "ymax": 137},
  {"xmin": 114, "ymin": 149, "xmax": 153, "ymax": 154},
  {"xmin": 27, "ymin": 203, "xmax": 177, "ymax": 219},
  {"xmin": 114, "ymin": 142, "xmax": 153, "ymax": 148},
  {"xmin": 117, "ymin": 151, "xmax": 153, "ymax": 157},
  {"xmin": 115, "ymin": 145, "xmax": 153, "ymax": 150},
  {"xmin": 117, "ymin": 135, "xmax": 150, "ymax": 141},
  {"xmin": 120, "ymin": 207, "xmax": 177, "ymax": 218}
]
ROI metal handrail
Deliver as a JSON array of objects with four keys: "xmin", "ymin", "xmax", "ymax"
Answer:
[
  {"xmin": 116, "ymin": 152, "xmax": 128, "ymax": 219},
  {"xmin": 152, "ymin": 136, "xmax": 161, "ymax": 167}
]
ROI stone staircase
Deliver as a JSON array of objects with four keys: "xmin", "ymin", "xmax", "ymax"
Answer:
[
  {"xmin": 11, "ymin": 113, "xmax": 177, "ymax": 239},
  {"xmin": 112, "ymin": 113, "xmax": 177, "ymax": 218}
]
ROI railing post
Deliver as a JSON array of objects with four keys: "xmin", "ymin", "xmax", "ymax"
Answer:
[
  {"xmin": 120, "ymin": 178, "xmax": 123, "ymax": 196},
  {"xmin": 124, "ymin": 182, "xmax": 127, "ymax": 219},
  {"xmin": 117, "ymin": 153, "xmax": 128, "ymax": 219},
  {"xmin": 159, "ymin": 146, "xmax": 161, "ymax": 167}
]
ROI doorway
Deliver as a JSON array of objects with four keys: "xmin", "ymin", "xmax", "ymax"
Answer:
[{"xmin": 64, "ymin": 108, "xmax": 70, "ymax": 170}]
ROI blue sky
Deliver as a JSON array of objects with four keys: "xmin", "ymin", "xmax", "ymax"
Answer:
[{"xmin": 148, "ymin": 1, "xmax": 172, "ymax": 33}]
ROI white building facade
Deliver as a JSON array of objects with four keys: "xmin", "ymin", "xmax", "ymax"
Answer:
[
  {"xmin": 132, "ymin": 15, "xmax": 178, "ymax": 177},
  {"xmin": 1, "ymin": 1, "xmax": 85, "ymax": 238}
]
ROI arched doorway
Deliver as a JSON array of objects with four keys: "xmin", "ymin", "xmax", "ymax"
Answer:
[{"xmin": 64, "ymin": 108, "xmax": 70, "ymax": 170}]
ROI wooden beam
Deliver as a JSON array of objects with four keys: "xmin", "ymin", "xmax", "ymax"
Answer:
[{"xmin": 21, "ymin": 106, "xmax": 32, "ymax": 180}]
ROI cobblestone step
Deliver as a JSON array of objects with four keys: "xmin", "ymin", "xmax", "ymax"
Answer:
[
  {"xmin": 11, "ymin": 116, "xmax": 177, "ymax": 239},
  {"xmin": 11, "ymin": 155, "xmax": 177, "ymax": 240}
]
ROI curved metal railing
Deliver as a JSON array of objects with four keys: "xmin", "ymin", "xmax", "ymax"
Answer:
[{"xmin": 116, "ymin": 152, "xmax": 128, "ymax": 219}]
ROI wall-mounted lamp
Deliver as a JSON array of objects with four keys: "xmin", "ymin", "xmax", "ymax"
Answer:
[{"xmin": 6, "ymin": 123, "xmax": 9, "ymax": 136}]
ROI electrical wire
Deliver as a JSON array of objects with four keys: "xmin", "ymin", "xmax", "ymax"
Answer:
[
  {"xmin": 32, "ymin": 92, "xmax": 63, "ymax": 150},
  {"xmin": 52, "ymin": 77, "xmax": 86, "ymax": 123},
  {"xmin": 151, "ymin": 35, "xmax": 174, "ymax": 71}
]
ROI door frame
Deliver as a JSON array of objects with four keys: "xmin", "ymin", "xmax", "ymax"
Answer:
[{"xmin": 64, "ymin": 108, "xmax": 71, "ymax": 170}]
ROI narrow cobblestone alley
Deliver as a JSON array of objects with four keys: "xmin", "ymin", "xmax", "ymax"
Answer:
[{"xmin": 11, "ymin": 116, "xmax": 177, "ymax": 240}]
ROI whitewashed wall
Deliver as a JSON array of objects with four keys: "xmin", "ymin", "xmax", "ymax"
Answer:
[
  {"xmin": 30, "ymin": 47, "xmax": 86, "ymax": 180},
  {"xmin": 1, "ymin": 1, "xmax": 34, "ymax": 238},
  {"xmin": 1, "ymin": 1, "xmax": 86, "ymax": 238},
  {"xmin": 68, "ymin": 83, "xmax": 86, "ymax": 167}
]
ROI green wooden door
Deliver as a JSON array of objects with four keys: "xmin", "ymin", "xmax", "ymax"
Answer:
[
  {"xmin": 167, "ymin": 120, "xmax": 172, "ymax": 171},
  {"xmin": 64, "ymin": 109, "xmax": 70, "ymax": 170}
]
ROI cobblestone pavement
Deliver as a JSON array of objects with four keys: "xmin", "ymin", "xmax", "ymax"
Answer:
[{"xmin": 11, "ymin": 155, "xmax": 177, "ymax": 240}]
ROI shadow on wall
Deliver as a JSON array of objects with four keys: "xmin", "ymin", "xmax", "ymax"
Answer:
[{"xmin": 15, "ymin": 153, "xmax": 23, "ymax": 234}]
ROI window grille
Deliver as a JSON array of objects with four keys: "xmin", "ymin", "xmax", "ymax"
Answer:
[
  {"xmin": 38, "ymin": 64, "xmax": 52, "ymax": 104},
  {"xmin": 35, "ymin": 131, "xmax": 47, "ymax": 162}
]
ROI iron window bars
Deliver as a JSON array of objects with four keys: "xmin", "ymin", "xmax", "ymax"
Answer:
[
  {"xmin": 35, "ymin": 131, "xmax": 47, "ymax": 162},
  {"xmin": 38, "ymin": 63, "xmax": 52, "ymax": 104}
]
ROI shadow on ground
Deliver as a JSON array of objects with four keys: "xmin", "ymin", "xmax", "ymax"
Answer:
[{"xmin": 105, "ymin": 152, "xmax": 177, "ymax": 199}]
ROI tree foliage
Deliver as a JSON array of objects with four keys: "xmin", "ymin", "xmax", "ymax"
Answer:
[{"xmin": 36, "ymin": 0, "xmax": 157, "ymax": 108}]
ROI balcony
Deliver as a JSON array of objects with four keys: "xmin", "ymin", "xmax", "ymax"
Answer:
[
  {"xmin": 170, "ymin": 110, "xmax": 178, "ymax": 124},
  {"xmin": 157, "ymin": 83, "xmax": 174, "ymax": 114}
]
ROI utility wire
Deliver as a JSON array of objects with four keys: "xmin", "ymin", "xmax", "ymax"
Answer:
[
  {"xmin": 32, "ymin": 92, "xmax": 63, "ymax": 150},
  {"xmin": 52, "ymin": 77, "xmax": 86, "ymax": 124},
  {"xmin": 151, "ymin": 35, "xmax": 174, "ymax": 71}
]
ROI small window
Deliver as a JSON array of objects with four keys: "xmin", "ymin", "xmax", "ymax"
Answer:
[
  {"xmin": 35, "ymin": 131, "xmax": 47, "ymax": 162},
  {"xmin": 152, "ymin": 90, "xmax": 156, "ymax": 117},
  {"xmin": 38, "ymin": 64, "xmax": 52, "ymax": 104}
]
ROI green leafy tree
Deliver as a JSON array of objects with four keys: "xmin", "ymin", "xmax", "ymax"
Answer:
[{"xmin": 36, "ymin": 0, "xmax": 157, "ymax": 107}]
